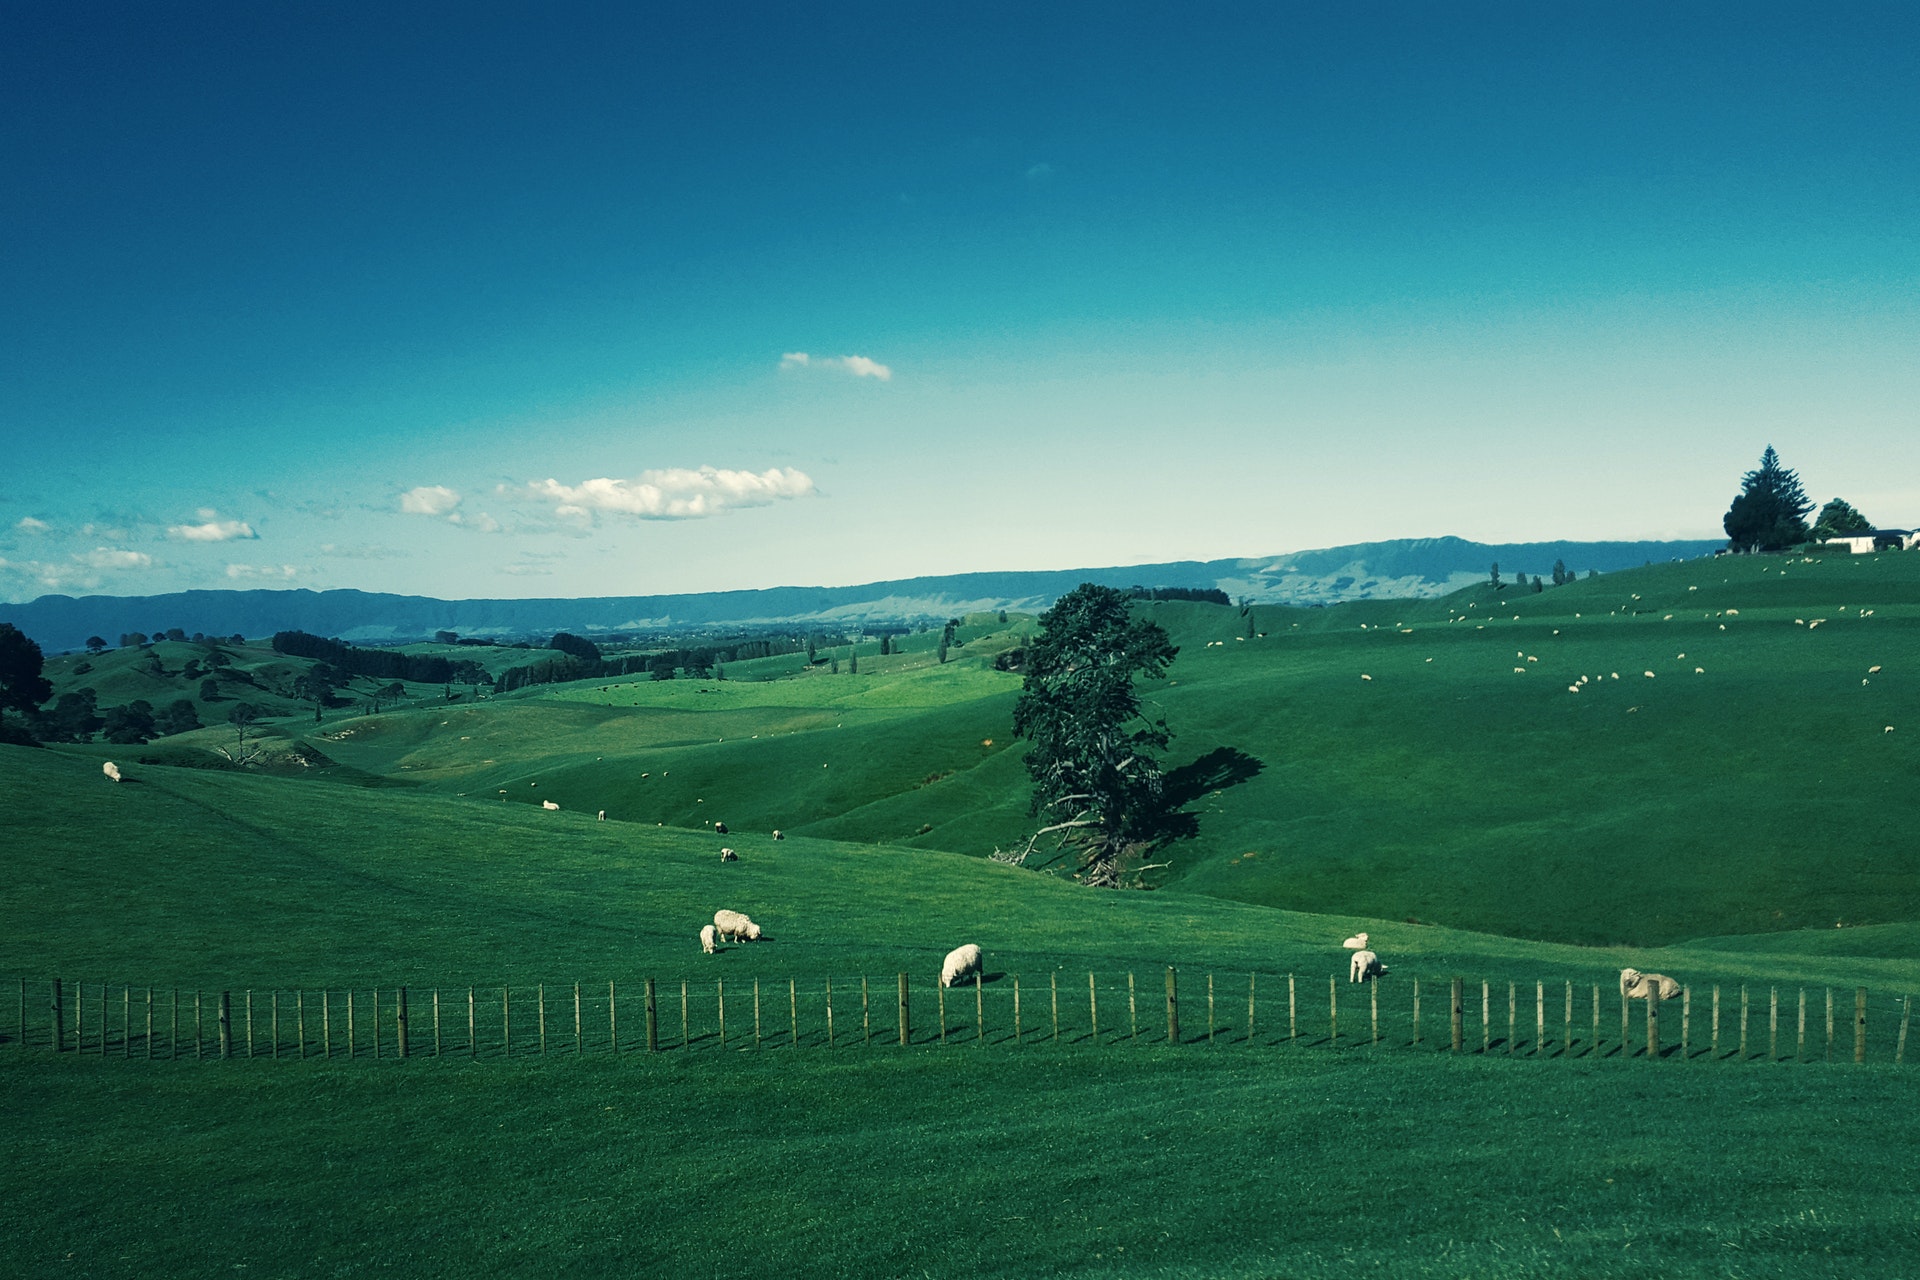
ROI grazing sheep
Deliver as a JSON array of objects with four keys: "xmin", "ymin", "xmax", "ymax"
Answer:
[
  {"xmin": 1349, "ymin": 950, "xmax": 1386, "ymax": 983},
  {"xmin": 719, "ymin": 848, "xmax": 738, "ymax": 862},
  {"xmin": 700, "ymin": 924, "xmax": 717, "ymax": 954},
  {"xmin": 941, "ymin": 943, "xmax": 983, "ymax": 988},
  {"xmin": 597, "ymin": 810, "xmax": 606, "ymax": 821},
  {"xmin": 102, "ymin": 761, "xmax": 122, "ymax": 783},
  {"xmin": 1619, "ymin": 968, "xmax": 1682, "ymax": 1001},
  {"xmin": 1360, "ymin": 674, "xmax": 1372, "ymax": 681},
  {"xmin": 1341, "ymin": 932, "xmax": 1369, "ymax": 950},
  {"xmin": 714, "ymin": 909, "xmax": 761, "ymax": 943},
  {"xmin": 771, "ymin": 829, "xmax": 784, "ymax": 841},
  {"xmin": 714, "ymin": 821, "xmax": 729, "ymax": 835},
  {"xmin": 541, "ymin": 800, "xmax": 560, "ymax": 811},
  {"xmin": 1869, "ymin": 665, "xmax": 1882, "ymax": 674}
]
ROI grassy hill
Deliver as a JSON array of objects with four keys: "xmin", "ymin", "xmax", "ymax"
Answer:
[
  {"xmin": 6, "ymin": 737, "xmax": 1920, "ymax": 1279},
  {"xmin": 254, "ymin": 550, "xmax": 1920, "ymax": 949}
]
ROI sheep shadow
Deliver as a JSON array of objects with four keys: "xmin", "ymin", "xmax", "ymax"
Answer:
[{"xmin": 1156, "ymin": 746, "xmax": 1266, "ymax": 841}]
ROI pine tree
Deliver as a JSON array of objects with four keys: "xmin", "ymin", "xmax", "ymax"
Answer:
[
  {"xmin": 1551, "ymin": 559, "xmax": 1569, "ymax": 586},
  {"xmin": 1724, "ymin": 446, "xmax": 1814, "ymax": 552},
  {"xmin": 1489, "ymin": 563, "xmax": 1502, "ymax": 590}
]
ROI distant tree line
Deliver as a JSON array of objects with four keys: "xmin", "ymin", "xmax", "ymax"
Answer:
[
  {"xmin": 272, "ymin": 631, "xmax": 465, "ymax": 684},
  {"xmin": 1128, "ymin": 586, "xmax": 1232, "ymax": 605}
]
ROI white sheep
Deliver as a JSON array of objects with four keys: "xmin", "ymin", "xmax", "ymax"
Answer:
[
  {"xmin": 597, "ymin": 810, "xmax": 606, "ymax": 821},
  {"xmin": 1869, "ymin": 665, "xmax": 1882, "ymax": 674},
  {"xmin": 541, "ymin": 800, "xmax": 560, "ymax": 811},
  {"xmin": 700, "ymin": 924, "xmax": 717, "ymax": 954},
  {"xmin": 714, "ymin": 909, "xmax": 761, "ymax": 943},
  {"xmin": 1341, "ymin": 932, "xmax": 1369, "ymax": 950},
  {"xmin": 772, "ymin": 829, "xmax": 784, "ymax": 841},
  {"xmin": 1349, "ymin": 950, "xmax": 1386, "ymax": 983},
  {"xmin": 941, "ymin": 943, "xmax": 983, "ymax": 988},
  {"xmin": 1618, "ymin": 968, "xmax": 1681, "ymax": 1001},
  {"xmin": 719, "ymin": 848, "xmax": 738, "ymax": 862},
  {"xmin": 102, "ymin": 761, "xmax": 122, "ymax": 783}
]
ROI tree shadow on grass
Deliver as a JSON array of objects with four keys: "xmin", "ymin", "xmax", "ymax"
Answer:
[{"xmin": 1156, "ymin": 746, "xmax": 1265, "ymax": 841}]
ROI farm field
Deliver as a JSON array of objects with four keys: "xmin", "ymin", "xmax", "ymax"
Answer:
[{"xmin": 7, "ymin": 552, "xmax": 1920, "ymax": 1278}]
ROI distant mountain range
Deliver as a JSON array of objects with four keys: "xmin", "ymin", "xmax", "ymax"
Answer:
[{"xmin": 3, "ymin": 535, "xmax": 1724, "ymax": 651}]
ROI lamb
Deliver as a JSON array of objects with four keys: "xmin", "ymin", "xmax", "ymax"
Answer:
[
  {"xmin": 541, "ymin": 800, "xmax": 560, "ymax": 811},
  {"xmin": 700, "ymin": 924, "xmax": 717, "ymax": 954},
  {"xmin": 714, "ymin": 821, "xmax": 729, "ymax": 835},
  {"xmin": 1341, "ymin": 932, "xmax": 1369, "ymax": 949},
  {"xmin": 1349, "ymin": 950, "xmax": 1386, "ymax": 983},
  {"xmin": 713, "ymin": 909, "xmax": 762, "ymax": 943},
  {"xmin": 102, "ymin": 761, "xmax": 122, "ymax": 783},
  {"xmin": 941, "ymin": 943, "xmax": 983, "ymax": 988},
  {"xmin": 719, "ymin": 848, "xmax": 738, "ymax": 862},
  {"xmin": 1618, "ymin": 968, "xmax": 1681, "ymax": 1001}
]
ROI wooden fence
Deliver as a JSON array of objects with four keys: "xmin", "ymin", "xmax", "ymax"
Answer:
[{"xmin": 11, "ymin": 973, "xmax": 1913, "ymax": 1065}]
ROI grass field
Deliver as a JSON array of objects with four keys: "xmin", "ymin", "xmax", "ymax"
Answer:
[{"xmin": 7, "ymin": 551, "xmax": 1920, "ymax": 1277}]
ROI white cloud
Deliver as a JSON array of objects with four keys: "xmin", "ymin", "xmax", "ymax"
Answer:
[
  {"xmin": 83, "ymin": 548, "xmax": 154, "ymax": 570},
  {"xmin": 448, "ymin": 511, "xmax": 501, "ymax": 533},
  {"xmin": 400, "ymin": 485, "xmax": 462, "ymax": 517},
  {"xmin": 167, "ymin": 518, "xmax": 257, "ymax": 542},
  {"xmin": 195, "ymin": 507, "xmax": 218, "ymax": 521},
  {"xmin": 498, "ymin": 562, "xmax": 554, "ymax": 576},
  {"xmin": 522, "ymin": 466, "xmax": 817, "ymax": 523},
  {"xmin": 226, "ymin": 563, "xmax": 298, "ymax": 580},
  {"xmin": 780, "ymin": 352, "xmax": 892, "ymax": 381},
  {"xmin": 14, "ymin": 516, "xmax": 49, "ymax": 533}
]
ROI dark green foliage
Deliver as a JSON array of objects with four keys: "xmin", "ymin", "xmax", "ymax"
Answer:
[
  {"xmin": 1012, "ymin": 583, "xmax": 1177, "ymax": 885},
  {"xmin": 434, "ymin": 630, "xmax": 459, "ymax": 645},
  {"xmin": 44, "ymin": 688, "xmax": 102, "ymax": 742},
  {"xmin": 1531, "ymin": 577, "xmax": 1543, "ymax": 593},
  {"xmin": 1488, "ymin": 563, "xmax": 1501, "ymax": 589},
  {"xmin": 154, "ymin": 699, "xmax": 202, "ymax": 737},
  {"xmin": 199, "ymin": 678, "xmax": 221, "ymax": 702},
  {"xmin": 1551, "ymin": 559, "xmax": 1570, "ymax": 586},
  {"xmin": 1129, "ymin": 586, "xmax": 1232, "ymax": 605},
  {"xmin": 1724, "ymin": 446, "xmax": 1814, "ymax": 552},
  {"xmin": 1812, "ymin": 497, "xmax": 1874, "ymax": 541},
  {"xmin": 550, "ymin": 632, "xmax": 602, "ymax": 662},
  {"xmin": 102, "ymin": 699, "xmax": 156, "ymax": 745},
  {"xmin": 118, "ymin": 633, "xmax": 147, "ymax": 648},
  {"xmin": 1514, "ymin": 572, "xmax": 1527, "ymax": 589},
  {"xmin": 273, "ymin": 631, "xmax": 455, "ymax": 684},
  {"xmin": 0, "ymin": 622, "xmax": 53, "ymax": 743},
  {"xmin": 85, "ymin": 636, "xmax": 106, "ymax": 653}
]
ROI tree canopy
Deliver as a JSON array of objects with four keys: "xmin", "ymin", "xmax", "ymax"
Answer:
[
  {"xmin": 1011, "ymin": 583, "xmax": 1178, "ymax": 886},
  {"xmin": 1811, "ymin": 497, "xmax": 1874, "ymax": 541},
  {"xmin": 0, "ymin": 622, "xmax": 52, "ymax": 745},
  {"xmin": 1724, "ymin": 446, "xmax": 1814, "ymax": 552}
]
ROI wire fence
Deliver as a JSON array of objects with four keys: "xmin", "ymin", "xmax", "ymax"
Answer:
[{"xmin": 10, "ymin": 973, "xmax": 1913, "ymax": 1065}]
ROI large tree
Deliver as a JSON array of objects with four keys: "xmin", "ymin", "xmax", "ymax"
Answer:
[
  {"xmin": 1724, "ymin": 446, "xmax": 1814, "ymax": 552},
  {"xmin": 0, "ymin": 622, "xmax": 53, "ymax": 745},
  {"xmin": 1011, "ymin": 584, "xmax": 1178, "ymax": 887},
  {"xmin": 1811, "ymin": 497, "xmax": 1873, "ymax": 541}
]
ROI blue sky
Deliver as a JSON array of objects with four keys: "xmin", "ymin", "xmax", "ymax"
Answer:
[{"xmin": 3, "ymin": 3, "xmax": 1915, "ymax": 602}]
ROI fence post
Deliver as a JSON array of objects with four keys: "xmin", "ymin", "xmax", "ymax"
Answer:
[
  {"xmin": 975, "ymin": 974, "xmax": 984, "ymax": 1047},
  {"xmin": 148, "ymin": 988, "xmax": 156, "ymax": 1060},
  {"xmin": 1413, "ymin": 978, "xmax": 1421, "ymax": 1047},
  {"xmin": 17, "ymin": 978, "xmax": 23, "ymax": 1052},
  {"xmin": 347, "ymin": 990, "xmax": 356, "ymax": 1059},
  {"xmin": 719, "ymin": 980, "xmax": 727, "ymax": 1049},
  {"xmin": 1167, "ymin": 968, "xmax": 1180, "ymax": 1045},
  {"xmin": 645, "ymin": 979, "xmax": 658, "ymax": 1053},
  {"xmin": 1770, "ymin": 988, "xmax": 1779, "ymax": 1061},
  {"xmin": 1589, "ymin": 983, "xmax": 1597, "ymax": 1056},
  {"xmin": 681, "ymin": 981, "xmax": 688, "ymax": 1049},
  {"xmin": 468, "ymin": 987, "xmax": 475, "ymax": 1059},
  {"xmin": 1370, "ymin": 980, "xmax": 1379, "ymax": 1045},
  {"xmin": 1647, "ymin": 989, "xmax": 1660, "ymax": 1059},
  {"xmin": 1507, "ymin": 983, "xmax": 1516, "ymax": 1056},
  {"xmin": 861, "ymin": 977, "xmax": 869, "ymax": 1045},
  {"xmin": 197, "ymin": 990, "xmax": 205, "ymax": 1060},
  {"xmin": 790, "ymin": 979, "xmax": 798, "ymax": 1049},
  {"xmin": 429, "ymin": 990, "xmax": 437, "ymax": 1058},
  {"xmin": 1488, "ymin": 983, "xmax": 1495, "ymax": 1053},
  {"xmin": 1682, "ymin": 987, "xmax": 1690, "ymax": 1061},
  {"xmin": 1014, "ymin": 976, "xmax": 1022, "ymax": 1043},
  {"xmin": 270, "ymin": 991, "xmax": 278, "ymax": 1060},
  {"xmin": 397, "ymin": 987, "xmax": 409, "ymax": 1059},
  {"xmin": 51, "ymin": 979, "xmax": 63, "ymax": 1053},
  {"xmin": 574, "ymin": 983, "xmax": 582, "ymax": 1053},
  {"xmin": 539, "ymin": 985, "xmax": 546, "ymax": 1056},
  {"xmin": 77, "ymin": 980, "xmax": 84, "ymax": 1053},
  {"xmin": 1739, "ymin": 986, "xmax": 1748, "ymax": 1060},
  {"xmin": 122, "ymin": 987, "xmax": 130, "ymax": 1059},
  {"xmin": 1247, "ymin": 973, "xmax": 1256, "ymax": 1045},
  {"xmin": 1451, "ymin": 978, "xmax": 1463, "ymax": 1053},
  {"xmin": 1533, "ymin": 982, "xmax": 1542, "ymax": 1055},
  {"xmin": 897, "ymin": 973, "xmax": 910, "ymax": 1047},
  {"xmin": 172, "ymin": 988, "xmax": 179, "ymax": 1060},
  {"xmin": 373, "ymin": 990, "xmax": 381, "ymax": 1061},
  {"xmin": 1051, "ymin": 973, "xmax": 1060, "ymax": 1042},
  {"xmin": 1898, "ymin": 996, "xmax": 1910, "ymax": 1065},
  {"xmin": 218, "ymin": 991, "xmax": 233, "ymax": 1059},
  {"xmin": 501, "ymin": 987, "xmax": 509, "ymax": 1059},
  {"xmin": 1091, "ymin": 973, "xmax": 1100, "ymax": 1043},
  {"xmin": 246, "ymin": 990, "xmax": 254, "ymax": 1059},
  {"xmin": 1328, "ymin": 976, "xmax": 1336, "ymax": 1046},
  {"xmin": 1826, "ymin": 988, "xmax": 1834, "ymax": 1061},
  {"xmin": 756, "ymin": 979, "xmax": 764, "ymax": 1049},
  {"xmin": 1563, "ymin": 981, "xmax": 1572, "ymax": 1056},
  {"xmin": 1711, "ymin": 986, "xmax": 1720, "ymax": 1058},
  {"xmin": 1855, "ymin": 988, "xmax": 1867, "ymax": 1064},
  {"xmin": 826, "ymin": 979, "xmax": 835, "ymax": 1049},
  {"xmin": 323, "ymin": 990, "xmax": 332, "ymax": 1059},
  {"xmin": 937, "ymin": 981, "xmax": 946, "ymax": 1045},
  {"xmin": 1619, "ymin": 984, "xmax": 1628, "ymax": 1054},
  {"xmin": 1207, "ymin": 974, "xmax": 1215, "ymax": 1044},
  {"xmin": 1288, "ymin": 974, "xmax": 1297, "ymax": 1042},
  {"xmin": 1127, "ymin": 973, "xmax": 1135, "ymax": 1041},
  {"xmin": 608, "ymin": 981, "xmax": 617, "ymax": 1054},
  {"xmin": 1798, "ymin": 989, "xmax": 1806, "ymax": 1060}
]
